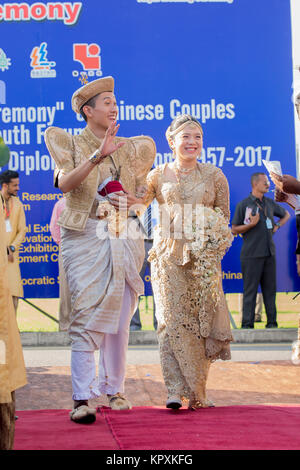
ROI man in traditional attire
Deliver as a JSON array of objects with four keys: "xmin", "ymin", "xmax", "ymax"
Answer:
[
  {"xmin": 44, "ymin": 76, "xmax": 155, "ymax": 424},
  {"xmin": 0, "ymin": 170, "xmax": 27, "ymax": 313},
  {"xmin": 0, "ymin": 202, "xmax": 27, "ymax": 450}
]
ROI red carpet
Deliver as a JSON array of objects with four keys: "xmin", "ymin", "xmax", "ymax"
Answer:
[
  {"xmin": 14, "ymin": 405, "xmax": 300, "ymax": 450},
  {"xmin": 14, "ymin": 409, "xmax": 119, "ymax": 450}
]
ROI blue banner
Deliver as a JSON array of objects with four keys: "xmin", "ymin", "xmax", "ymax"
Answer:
[{"xmin": 0, "ymin": 0, "xmax": 297, "ymax": 297}]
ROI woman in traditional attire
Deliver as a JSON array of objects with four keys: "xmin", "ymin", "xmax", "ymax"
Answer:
[{"xmin": 142, "ymin": 114, "xmax": 233, "ymax": 410}]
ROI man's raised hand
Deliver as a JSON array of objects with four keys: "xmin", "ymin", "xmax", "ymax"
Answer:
[{"xmin": 98, "ymin": 120, "xmax": 125, "ymax": 160}]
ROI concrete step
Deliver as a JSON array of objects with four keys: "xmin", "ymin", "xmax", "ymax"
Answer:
[{"xmin": 20, "ymin": 328, "xmax": 299, "ymax": 348}]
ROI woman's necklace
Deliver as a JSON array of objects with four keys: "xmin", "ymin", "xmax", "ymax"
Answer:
[
  {"xmin": 174, "ymin": 161, "xmax": 196, "ymax": 174},
  {"xmin": 173, "ymin": 161, "xmax": 198, "ymax": 201}
]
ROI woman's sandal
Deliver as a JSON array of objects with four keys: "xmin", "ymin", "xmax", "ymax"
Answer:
[
  {"xmin": 188, "ymin": 397, "xmax": 215, "ymax": 410},
  {"xmin": 166, "ymin": 396, "xmax": 182, "ymax": 410}
]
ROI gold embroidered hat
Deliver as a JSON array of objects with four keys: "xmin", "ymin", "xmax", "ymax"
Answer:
[{"xmin": 71, "ymin": 76, "xmax": 114, "ymax": 114}]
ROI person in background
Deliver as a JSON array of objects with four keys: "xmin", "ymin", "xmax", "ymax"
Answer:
[
  {"xmin": 271, "ymin": 173, "xmax": 300, "ymax": 195},
  {"xmin": 232, "ymin": 172, "xmax": 290, "ymax": 329},
  {"xmin": 296, "ymin": 212, "xmax": 300, "ymax": 276},
  {"xmin": 0, "ymin": 201, "xmax": 27, "ymax": 450},
  {"xmin": 271, "ymin": 184, "xmax": 300, "ymax": 276},
  {"xmin": 0, "ymin": 170, "xmax": 26, "ymax": 314},
  {"xmin": 238, "ymin": 293, "xmax": 263, "ymax": 324},
  {"xmin": 130, "ymin": 206, "xmax": 157, "ymax": 331}
]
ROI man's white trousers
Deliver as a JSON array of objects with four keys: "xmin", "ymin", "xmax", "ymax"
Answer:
[{"xmin": 71, "ymin": 282, "xmax": 135, "ymax": 400}]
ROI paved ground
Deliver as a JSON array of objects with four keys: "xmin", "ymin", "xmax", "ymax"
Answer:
[
  {"xmin": 21, "ymin": 343, "xmax": 295, "ymax": 366},
  {"xmin": 15, "ymin": 343, "xmax": 300, "ymax": 411}
]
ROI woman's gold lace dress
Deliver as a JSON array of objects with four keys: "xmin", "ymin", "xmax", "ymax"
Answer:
[{"xmin": 144, "ymin": 162, "xmax": 233, "ymax": 406}]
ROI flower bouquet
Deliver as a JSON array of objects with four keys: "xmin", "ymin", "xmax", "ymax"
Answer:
[{"xmin": 185, "ymin": 205, "xmax": 233, "ymax": 309}]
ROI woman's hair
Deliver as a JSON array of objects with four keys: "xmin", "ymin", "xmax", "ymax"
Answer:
[
  {"xmin": 169, "ymin": 114, "xmax": 201, "ymax": 134},
  {"xmin": 166, "ymin": 114, "xmax": 203, "ymax": 146}
]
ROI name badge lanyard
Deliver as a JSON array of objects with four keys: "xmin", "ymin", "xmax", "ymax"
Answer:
[
  {"xmin": 255, "ymin": 201, "xmax": 272, "ymax": 229},
  {"xmin": 1, "ymin": 194, "xmax": 13, "ymax": 232}
]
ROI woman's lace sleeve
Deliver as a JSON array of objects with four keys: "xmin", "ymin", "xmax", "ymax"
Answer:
[
  {"xmin": 214, "ymin": 168, "xmax": 230, "ymax": 223},
  {"xmin": 142, "ymin": 166, "xmax": 160, "ymax": 207}
]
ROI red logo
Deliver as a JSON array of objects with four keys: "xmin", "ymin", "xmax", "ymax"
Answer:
[{"xmin": 73, "ymin": 43, "xmax": 101, "ymax": 71}]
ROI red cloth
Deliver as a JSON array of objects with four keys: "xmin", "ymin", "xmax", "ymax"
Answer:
[
  {"xmin": 14, "ymin": 405, "xmax": 300, "ymax": 450},
  {"xmin": 98, "ymin": 181, "xmax": 124, "ymax": 197}
]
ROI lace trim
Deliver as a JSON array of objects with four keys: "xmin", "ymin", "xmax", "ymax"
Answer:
[{"xmin": 205, "ymin": 333, "xmax": 232, "ymax": 361}]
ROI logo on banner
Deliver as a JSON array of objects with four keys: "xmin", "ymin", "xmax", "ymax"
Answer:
[
  {"xmin": 72, "ymin": 43, "xmax": 102, "ymax": 79},
  {"xmin": 0, "ymin": 48, "xmax": 11, "ymax": 71},
  {"xmin": 30, "ymin": 42, "xmax": 56, "ymax": 78},
  {"xmin": 0, "ymin": 80, "xmax": 6, "ymax": 103}
]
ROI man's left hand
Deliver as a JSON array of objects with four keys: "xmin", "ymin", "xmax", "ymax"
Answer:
[{"xmin": 108, "ymin": 191, "xmax": 141, "ymax": 211}]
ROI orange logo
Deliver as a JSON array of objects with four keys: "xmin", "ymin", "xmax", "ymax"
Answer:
[{"xmin": 73, "ymin": 43, "xmax": 100, "ymax": 70}]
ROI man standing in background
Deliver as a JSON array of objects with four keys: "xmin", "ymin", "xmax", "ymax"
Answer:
[
  {"xmin": 232, "ymin": 172, "xmax": 290, "ymax": 329},
  {"xmin": 130, "ymin": 206, "xmax": 157, "ymax": 332},
  {"xmin": 0, "ymin": 170, "xmax": 26, "ymax": 313},
  {"xmin": 0, "ymin": 185, "xmax": 27, "ymax": 450}
]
